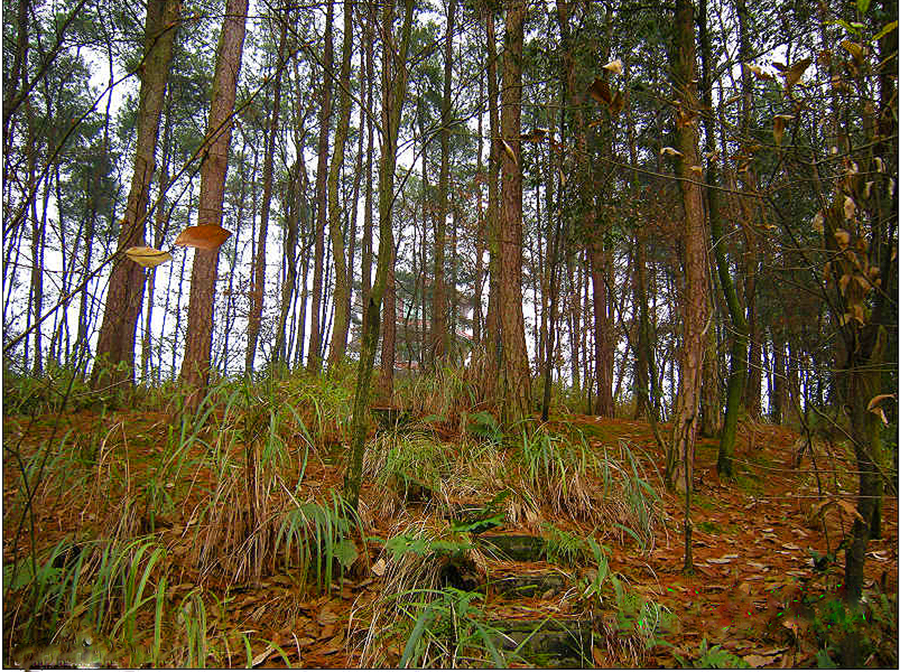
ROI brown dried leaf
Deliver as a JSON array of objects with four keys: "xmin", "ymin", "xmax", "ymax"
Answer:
[
  {"xmin": 588, "ymin": 76, "xmax": 612, "ymax": 105},
  {"xmin": 609, "ymin": 90, "xmax": 625, "ymax": 116},
  {"xmin": 603, "ymin": 58, "xmax": 623, "ymax": 75},
  {"xmin": 782, "ymin": 57, "xmax": 812, "ymax": 90},
  {"xmin": 834, "ymin": 228, "xmax": 851, "ymax": 249},
  {"xmin": 867, "ymin": 393, "xmax": 895, "ymax": 411},
  {"xmin": 745, "ymin": 63, "xmax": 772, "ymax": 80},
  {"xmin": 501, "ymin": 139, "xmax": 517, "ymax": 165},
  {"xmin": 174, "ymin": 224, "xmax": 232, "ymax": 250},
  {"xmin": 841, "ymin": 40, "xmax": 865, "ymax": 62},
  {"xmin": 843, "ymin": 195, "xmax": 856, "ymax": 221},
  {"xmin": 520, "ymin": 127, "xmax": 547, "ymax": 142},
  {"xmin": 839, "ymin": 273, "xmax": 852, "ymax": 295},
  {"xmin": 125, "ymin": 246, "xmax": 172, "ymax": 268}
]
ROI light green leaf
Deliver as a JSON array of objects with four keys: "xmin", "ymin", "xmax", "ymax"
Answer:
[
  {"xmin": 873, "ymin": 20, "xmax": 898, "ymax": 41},
  {"xmin": 857, "ymin": 0, "xmax": 871, "ymax": 13}
]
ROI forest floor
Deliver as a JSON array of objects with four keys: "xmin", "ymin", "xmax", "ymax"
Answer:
[{"xmin": 3, "ymin": 401, "xmax": 898, "ymax": 668}]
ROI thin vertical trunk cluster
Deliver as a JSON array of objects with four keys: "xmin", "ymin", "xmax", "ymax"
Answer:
[
  {"xmin": 308, "ymin": 1, "xmax": 335, "ymax": 373},
  {"xmin": 326, "ymin": 0, "xmax": 355, "ymax": 370},
  {"xmin": 245, "ymin": 15, "xmax": 287, "ymax": 374},
  {"xmin": 91, "ymin": 0, "xmax": 179, "ymax": 393},
  {"xmin": 432, "ymin": 0, "xmax": 456, "ymax": 365},
  {"xmin": 344, "ymin": 0, "xmax": 415, "ymax": 510}
]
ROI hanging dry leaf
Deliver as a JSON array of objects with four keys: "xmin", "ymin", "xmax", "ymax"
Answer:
[
  {"xmin": 690, "ymin": 165, "xmax": 703, "ymax": 175},
  {"xmin": 126, "ymin": 246, "xmax": 172, "ymax": 268},
  {"xmin": 841, "ymin": 40, "xmax": 865, "ymax": 62},
  {"xmin": 812, "ymin": 210, "xmax": 824, "ymax": 234},
  {"xmin": 867, "ymin": 393, "xmax": 896, "ymax": 411},
  {"xmin": 520, "ymin": 127, "xmax": 548, "ymax": 142},
  {"xmin": 782, "ymin": 57, "xmax": 812, "ymax": 90},
  {"xmin": 834, "ymin": 228, "xmax": 851, "ymax": 249},
  {"xmin": 839, "ymin": 273, "xmax": 851, "ymax": 295},
  {"xmin": 602, "ymin": 58, "xmax": 623, "ymax": 75},
  {"xmin": 609, "ymin": 90, "xmax": 625, "ymax": 116},
  {"xmin": 843, "ymin": 196, "xmax": 856, "ymax": 221},
  {"xmin": 874, "ymin": 157, "xmax": 885, "ymax": 172},
  {"xmin": 823, "ymin": 261, "xmax": 832, "ymax": 282},
  {"xmin": 558, "ymin": 167, "xmax": 566, "ymax": 187},
  {"xmin": 660, "ymin": 146, "xmax": 683, "ymax": 158},
  {"xmin": 773, "ymin": 114, "xmax": 793, "ymax": 147},
  {"xmin": 501, "ymin": 139, "xmax": 517, "ymax": 165},
  {"xmin": 850, "ymin": 303, "xmax": 866, "ymax": 324},
  {"xmin": 853, "ymin": 274, "xmax": 871, "ymax": 292},
  {"xmin": 588, "ymin": 77, "xmax": 612, "ymax": 105},
  {"xmin": 745, "ymin": 63, "xmax": 772, "ymax": 80},
  {"xmin": 174, "ymin": 224, "xmax": 233, "ymax": 250}
]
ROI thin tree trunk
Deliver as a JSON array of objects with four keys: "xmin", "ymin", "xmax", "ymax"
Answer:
[
  {"xmin": 482, "ymin": 7, "xmax": 501, "ymax": 403},
  {"xmin": 326, "ymin": 0, "xmax": 354, "ymax": 369},
  {"xmin": 664, "ymin": 0, "xmax": 710, "ymax": 515},
  {"xmin": 91, "ymin": 0, "xmax": 180, "ymax": 392},
  {"xmin": 432, "ymin": 0, "xmax": 455, "ymax": 364},
  {"xmin": 344, "ymin": 0, "xmax": 414, "ymax": 511},
  {"xmin": 245, "ymin": 15, "xmax": 287, "ymax": 373},
  {"xmin": 179, "ymin": 0, "xmax": 249, "ymax": 406},
  {"xmin": 308, "ymin": 2, "xmax": 335, "ymax": 373}
]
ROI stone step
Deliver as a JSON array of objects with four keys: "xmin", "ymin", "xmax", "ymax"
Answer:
[{"xmin": 486, "ymin": 617, "xmax": 594, "ymax": 668}]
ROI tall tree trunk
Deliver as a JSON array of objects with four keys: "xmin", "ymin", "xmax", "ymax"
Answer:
[
  {"xmin": 699, "ymin": 0, "xmax": 747, "ymax": 474},
  {"xmin": 245, "ymin": 15, "xmax": 287, "ymax": 373},
  {"xmin": 379, "ymin": 238, "xmax": 397, "ymax": 399},
  {"xmin": 344, "ymin": 0, "xmax": 415, "ymax": 511},
  {"xmin": 179, "ymin": 0, "xmax": 249, "ymax": 406},
  {"xmin": 91, "ymin": 0, "xmax": 180, "ymax": 392},
  {"xmin": 360, "ymin": 0, "xmax": 375, "ymax": 330},
  {"xmin": 664, "ymin": 0, "xmax": 710, "ymax": 503},
  {"xmin": 326, "ymin": 0, "xmax": 354, "ymax": 370},
  {"xmin": 275, "ymin": 159, "xmax": 300, "ymax": 369},
  {"xmin": 481, "ymin": 7, "xmax": 502, "ymax": 404},
  {"xmin": 307, "ymin": 2, "xmax": 334, "ymax": 373},
  {"xmin": 432, "ymin": 0, "xmax": 456, "ymax": 364},
  {"xmin": 497, "ymin": 0, "xmax": 530, "ymax": 425}
]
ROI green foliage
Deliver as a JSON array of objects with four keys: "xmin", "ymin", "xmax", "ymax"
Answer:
[
  {"xmin": 673, "ymin": 638, "xmax": 749, "ymax": 668},
  {"xmin": 393, "ymin": 586, "xmax": 514, "ymax": 668},
  {"xmin": 2, "ymin": 362, "xmax": 94, "ymax": 416},
  {"xmin": 383, "ymin": 534, "xmax": 474, "ymax": 562},
  {"xmin": 275, "ymin": 490, "xmax": 362, "ymax": 595},
  {"xmin": 541, "ymin": 523, "xmax": 590, "ymax": 567},
  {"xmin": 4, "ymin": 536, "xmax": 168, "ymax": 665},
  {"xmin": 467, "ymin": 410, "xmax": 503, "ymax": 444},
  {"xmin": 805, "ymin": 592, "xmax": 898, "ymax": 667}
]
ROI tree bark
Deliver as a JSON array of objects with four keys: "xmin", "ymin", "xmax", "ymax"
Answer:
[
  {"xmin": 481, "ymin": 7, "xmax": 502, "ymax": 404},
  {"xmin": 497, "ymin": 0, "xmax": 531, "ymax": 425},
  {"xmin": 432, "ymin": 0, "xmax": 456, "ymax": 364},
  {"xmin": 307, "ymin": 1, "xmax": 335, "ymax": 373},
  {"xmin": 344, "ymin": 0, "xmax": 414, "ymax": 511},
  {"xmin": 179, "ymin": 0, "xmax": 248, "ymax": 406},
  {"xmin": 326, "ymin": 0, "xmax": 354, "ymax": 370},
  {"xmin": 664, "ymin": 0, "xmax": 709, "ymax": 502},
  {"xmin": 91, "ymin": 0, "xmax": 179, "ymax": 392}
]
